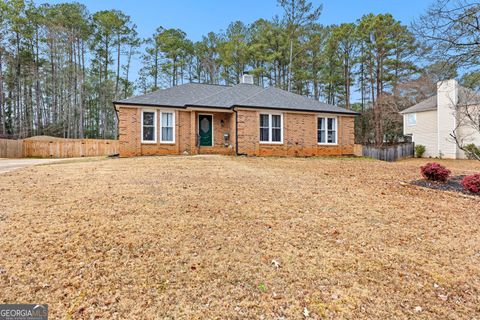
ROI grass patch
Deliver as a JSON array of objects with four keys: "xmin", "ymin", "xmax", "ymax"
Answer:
[{"xmin": 0, "ymin": 156, "xmax": 479, "ymax": 319}]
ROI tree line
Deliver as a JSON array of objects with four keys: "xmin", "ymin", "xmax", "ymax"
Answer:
[
  {"xmin": 0, "ymin": 0, "xmax": 138, "ymax": 139},
  {"xmin": 0, "ymin": 0, "xmax": 478, "ymax": 143}
]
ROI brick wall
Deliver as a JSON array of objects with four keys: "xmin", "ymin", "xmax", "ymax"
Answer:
[
  {"xmin": 236, "ymin": 109, "xmax": 258, "ymax": 155},
  {"xmin": 118, "ymin": 105, "xmax": 355, "ymax": 157},
  {"xmin": 236, "ymin": 109, "xmax": 355, "ymax": 156},
  {"xmin": 118, "ymin": 106, "xmax": 235, "ymax": 156},
  {"xmin": 118, "ymin": 106, "xmax": 141, "ymax": 157},
  {"xmin": 178, "ymin": 110, "xmax": 192, "ymax": 154}
]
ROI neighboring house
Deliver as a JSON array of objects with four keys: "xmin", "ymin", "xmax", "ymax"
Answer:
[
  {"xmin": 113, "ymin": 75, "xmax": 358, "ymax": 157},
  {"xmin": 401, "ymin": 79, "xmax": 480, "ymax": 159}
]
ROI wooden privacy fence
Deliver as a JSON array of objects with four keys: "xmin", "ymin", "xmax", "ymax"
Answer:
[
  {"xmin": 0, "ymin": 139, "xmax": 23, "ymax": 158},
  {"xmin": 0, "ymin": 137, "xmax": 119, "ymax": 158},
  {"xmin": 362, "ymin": 143, "xmax": 414, "ymax": 162}
]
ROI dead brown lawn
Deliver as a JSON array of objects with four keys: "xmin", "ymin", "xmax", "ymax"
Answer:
[{"xmin": 0, "ymin": 156, "xmax": 479, "ymax": 319}]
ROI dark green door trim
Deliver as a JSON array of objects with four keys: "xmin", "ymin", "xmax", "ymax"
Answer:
[{"xmin": 198, "ymin": 114, "xmax": 213, "ymax": 146}]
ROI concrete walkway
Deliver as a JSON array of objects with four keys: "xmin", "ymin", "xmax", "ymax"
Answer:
[{"xmin": 0, "ymin": 158, "xmax": 74, "ymax": 174}]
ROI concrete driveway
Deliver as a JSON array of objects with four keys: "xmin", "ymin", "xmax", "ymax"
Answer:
[{"xmin": 0, "ymin": 158, "xmax": 73, "ymax": 174}]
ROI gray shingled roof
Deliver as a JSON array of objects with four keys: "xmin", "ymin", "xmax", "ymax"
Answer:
[
  {"xmin": 114, "ymin": 82, "xmax": 358, "ymax": 115},
  {"xmin": 116, "ymin": 83, "xmax": 228, "ymax": 107},
  {"xmin": 186, "ymin": 83, "xmax": 264, "ymax": 108},
  {"xmin": 400, "ymin": 96, "xmax": 437, "ymax": 114},
  {"xmin": 400, "ymin": 84, "xmax": 480, "ymax": 115},
  {"xmin": 236, "ymin": 86, "xmax": 357, "ymax": 114}
]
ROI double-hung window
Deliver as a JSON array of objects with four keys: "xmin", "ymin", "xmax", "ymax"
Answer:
[
  {"xmin": 141, "ymin": 110, "xmax": 157, "ymax": 143},
  {"xmin": 260, "ymin": 113, "xmax": 283, "ymax": 143},
  {"xmin": 318, "ymin": 117, "xmax": 337, "ymax": 144},
  {"xmin": 406, "ymin": 113, "xmax": 417, "ymax": 126},
  {"xmin": 160, "ymin": 111, "xmax": 175, "ymax": 143}
]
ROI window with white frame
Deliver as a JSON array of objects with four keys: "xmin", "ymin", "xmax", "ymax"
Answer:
[
  {"xmin": 141, "ymin": 110, "xmax": 156, "ymax": 143},
  {"xmin": 406, "ymin": 113, "xmax": 417, "ymax": 126},
  {"xmin": 260, "ymin": 113, "xmax": 283, "ymax": 143},
  {"xmin": 160, "ymin": 111, "xmax": 175, "ymax": 143},
  {"xmin": 318, "ymin": 117, "xmax": 337, "ymax": 144}
]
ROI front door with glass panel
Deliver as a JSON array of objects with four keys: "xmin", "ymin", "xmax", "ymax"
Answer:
[{"xmin": 198, "ymin": 114, "xmax": 213, "ymax": 146}]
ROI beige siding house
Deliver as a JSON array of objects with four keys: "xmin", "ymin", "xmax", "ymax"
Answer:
[{"xmin": 401, "ymin": 79, "xmax": 480, "ymax": 159}]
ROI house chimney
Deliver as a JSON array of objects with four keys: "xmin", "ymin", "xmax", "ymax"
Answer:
[
  {"xmin": 436, "ymin": 79, "xmax": 458, "ymax": 158},
  {"xmin": 240, "ymin": 74, "xmax": 254, "ymax": 85}
]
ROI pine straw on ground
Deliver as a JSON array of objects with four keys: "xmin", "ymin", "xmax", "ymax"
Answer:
[{"xmin": 0, "ymin": 156, "xmax": 479, "ymax": 319}]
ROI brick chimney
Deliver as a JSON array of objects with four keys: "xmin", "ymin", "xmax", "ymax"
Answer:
[{"xmin": 239, "ymin": 74, "xmax": 254, "ymax": 85}]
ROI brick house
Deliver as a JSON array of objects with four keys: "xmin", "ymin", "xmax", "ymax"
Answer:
[{"xmin": 113, "ymin": 75, "xmax": 358, "ymax": 157}]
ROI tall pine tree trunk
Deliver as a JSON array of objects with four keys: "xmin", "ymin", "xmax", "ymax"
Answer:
[
  {"xmin": 344, "ymin": 54, "xmax": 350, "ymax": 110},
  {"xmin": 115, "ymin": 35, "xmax": 120, "ymax": 99},
  {"xmin": 34, "ymin": 28, "xmax": 42, "ymax": 135},
  {"xmin": 0, "ymin": 49, "xmax": 5, "ymax": 136},
  {"xmin": 79, "ymin": 38, "xmax": 85, "ymax": 138},
  {"xmin": 287, "ymin": 39, "xmax": 293, "ymax": 92},
  {"xmin": 15, "ymin": 32, "xmax": 22, "ymax": 136}
]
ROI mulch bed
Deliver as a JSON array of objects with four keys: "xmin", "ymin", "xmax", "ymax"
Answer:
[{"xmin": 412, "ymin": 175, "xmax": 479, "ymax": 196}]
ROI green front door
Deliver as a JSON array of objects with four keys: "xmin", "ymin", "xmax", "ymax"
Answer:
[{"xmin": 198, "ymin": 114, "xmax": 213, "ymax": 146}]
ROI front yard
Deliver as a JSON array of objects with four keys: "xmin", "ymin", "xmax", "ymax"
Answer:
[{"xmin": 0, "ymin": 156, "xmax": 479, "ymax": 319}]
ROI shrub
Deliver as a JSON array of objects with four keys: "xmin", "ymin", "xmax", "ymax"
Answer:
[
  {"xmin": 463, "ymin": 144, "xmax": 480, "ymax": 160},
  {"xmin": 415, "ymin": 144, "xmax": 426, "ymax": 158},
  {"xmin": 461, "ymin": 174, "xmax": 480, "ymax": 194},
  {"xmin": 420, "ymin": 162, "xmax": 451, "ymax": 182}
]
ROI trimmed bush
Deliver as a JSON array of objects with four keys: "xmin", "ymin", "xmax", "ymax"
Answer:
[
  {"xmin": 415, "ymin": 144, "xmax": 426, "ymax": 158},
  {"xmin": 461, "ymin": 174, "xmax": 480, "ymax": 194},
  {"xmin": 420, "ymin": 162, "xmax": 451, "ymax": 182}
]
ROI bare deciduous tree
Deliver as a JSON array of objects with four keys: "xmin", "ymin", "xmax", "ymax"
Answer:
[
  {"xmin": 450, "ymin": 88, "xmax": 480, "ymax": 160},
  {"xmin": 413, "ymin": 0, "xmax": 480, "ymax": 73}
]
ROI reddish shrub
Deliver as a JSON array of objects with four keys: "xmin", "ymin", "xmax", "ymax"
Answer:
[
  {"xmin": 420, "ymin": 162, "xmax": 451, "ymax": 182},
  {"xmin": 461, "ymin": 174, "xmax": 480, "ymax": 194}
]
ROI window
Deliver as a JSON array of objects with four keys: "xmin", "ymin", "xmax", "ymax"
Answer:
[
  {"xmin": 406, "ymin": 113, "xmax": 417, "ymax": 126},
  {"xmin": 318, "ymin": 117, "xmax": 337, "ymax": 144},
  {"xmin": 259, "ymin": 113, "xmax": 283, "ymax": 143},
  {"xmin": 260, "ymin": 114, "xmax": 269, "ymax": 142},
  {"xmin": 160, "ymin": 111, "xmax": 175, "ymax": 143},
  {"xmin": 141, "ymin": 110, "xmax": 156, "ymax": 143}
]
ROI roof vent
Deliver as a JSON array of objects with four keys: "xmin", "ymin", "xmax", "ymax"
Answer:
[{"xmin": 240, "ymin": 74, "xmax": 254, "ymax": 85}]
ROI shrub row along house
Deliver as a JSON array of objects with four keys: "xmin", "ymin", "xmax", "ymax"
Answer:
[
  {"xmin": 113, "ymin": 75, "xmax": 358, "ymax": 157},
  {"xmin": 401, "ymin": 79, "xmax": 480, "ymax": 159}
]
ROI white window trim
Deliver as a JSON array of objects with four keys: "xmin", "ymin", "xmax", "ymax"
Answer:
[
  {"xmin": 259, "ymin": 113, "xmax": 284, "ymax": 144},
  {"xmin": 317, "ymin": 116, "xmax": 338, "ymax": 145},
  {"xmin": 141, "ymin": 109, "xmax": 157, "ymax": 144},
  {"xmin": 406, "ymin": 113, "xmax": 417, "ymax": 126},
  {"xmin": 159, "ymin": 111, "xmax": 175, "ymax": 143}
]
